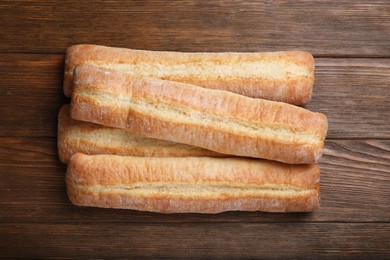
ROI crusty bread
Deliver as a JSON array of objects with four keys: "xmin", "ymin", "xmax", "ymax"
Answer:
[
  {"xmin": 58, "ymin": 104, "xmax": 223, "ymax": 164},
  {"xmin": 64, "ymin": 44, "xmax": 315, "ymax": 105},
  {"xmin": 66, "ymin": 153, "xmax": 320, "ymax": 213},
  {"xmin": 71, "ymin": 65, "xmax": 328, "ymax": 164}
]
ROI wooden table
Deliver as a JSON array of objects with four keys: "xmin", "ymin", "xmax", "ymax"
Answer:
[{"xmin": 1, "ymin": 1, "xmax": 389, "ymax": 258}]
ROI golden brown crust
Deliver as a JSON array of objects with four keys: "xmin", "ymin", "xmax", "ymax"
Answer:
[
  {"xmin": 70, "ymin": 65, "xmax": 328, "ymax": 164},
  {"xmin": 64, "ymin": 44, "xmax": 315, "ymax": 105},
  {"xmin": 58, "ymin": 105, "xmax": 224, "ymax": 164},
  {"xmin": 66, "ymin": 153, "xmax": 320, "ymax": 213}
]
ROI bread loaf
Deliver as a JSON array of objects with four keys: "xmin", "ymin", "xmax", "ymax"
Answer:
[
  {"xmin": 71, "ymin": 65, "xmax": 328, "ymax": 164},
  {"xmin": 66, "ymin": 153, "xmax": 320, "ymax": 213},
  {"xmin": 64, "ymin": 44, "xmax": 315, "ymax": 105},
  {"xmin": 58, "ymin": 104, "xmax": 223, "ymax": 163}
]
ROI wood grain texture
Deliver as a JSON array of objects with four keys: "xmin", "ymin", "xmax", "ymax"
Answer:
[
  {"xmin": 1, "ymin": 0, "xmax": 389, "ymax": 257},
  {"xmin": 0, "ymin": 54, "xmax": 67, "ymax": 137},
  {"xmin": 1, "ymin": 223, "xmax": 389, "ymax": 258},
  {"xmin": 0, "ymin": 1, "xmax": 389, "ymax": 56},
  {"xmin": 1, "ymin": 138, "xmax": 389, "ymax": 223},
  {"xmin": 306, "ymin": 58, "xmax": 390, "ymax": 138},
  {"xmin": 0, "ymin": 54, "xmax": 389, "ymax": 138}
]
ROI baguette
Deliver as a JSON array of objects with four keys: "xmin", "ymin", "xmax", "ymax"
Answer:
[
  {"xmin": 66, "ymin": 153, "xmax": 320, "ymax": 213},
  {"xmin": 58, "ymin": 105, "xmax": 223, "ymax": 163},
  {"xmin": 71, "ymin": 65, "xmax": 328, "ymax": 164},
  {"xmin": 64, "ymin": 44, "xmax": 315, "ymax": 105}
]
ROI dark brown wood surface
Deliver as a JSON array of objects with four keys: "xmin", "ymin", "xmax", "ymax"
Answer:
[{"xmin": 0, "ymin": 1, "xmax": 389, "ymax": 258}]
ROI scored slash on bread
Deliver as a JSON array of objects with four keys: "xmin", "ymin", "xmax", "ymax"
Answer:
[
  {"xmin": 70, "ymin": 64, "xmax": 328, "ymax": 164},
  {"xmin": 58, "ymin": 104, "xmax": 224, "ymax": 164},
  {"xmin": 64, "ymin": 44, "xmax": 315, "ymax": 105},
  {"xmin": 66, "ymin": 153, "xmax": 320, "ymax": 213}
]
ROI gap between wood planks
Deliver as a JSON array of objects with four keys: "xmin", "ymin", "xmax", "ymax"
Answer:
[{"xmin": 1, "ymin": 51, "xmax": 390, "ymax": 58}]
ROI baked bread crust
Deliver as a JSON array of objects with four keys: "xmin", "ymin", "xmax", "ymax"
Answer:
[
  {"xmin": 70, "ymin": 65, "xmax": 327, "ymax": 164},
  {"xmin": 66, "ymin": 153, "xmax": 320, "ymax": 213},
  {"xmin": 64, "ymin": 44, "xmax": 315, "ymax": 105},
  {"xmin": 58, "ymin": 105, "xmax": 223, "ymax": 163}
]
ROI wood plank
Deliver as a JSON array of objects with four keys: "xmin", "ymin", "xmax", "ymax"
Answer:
[
  {"xmin": 1, "ymin": 223, "xmax": 389, "ymax": 258},
  {"xmin": 306, "ymin": 58, "xmax": 390, "ymax": 138},
  {"xmin": 0, "ymin": 54, "xmax": 67, "ymax": 137},
  {"xmin": 0, "ymin": 1, "xmax": 389, "ymax": 56},
  {"xmin": 1, "ymin": 54, "xmax": 389, "ymax": 138},
  {"xmin": 1, "ymin": 137, "xmax": 389, "ymax": 223}
]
